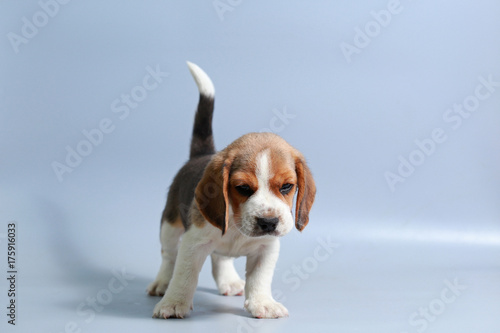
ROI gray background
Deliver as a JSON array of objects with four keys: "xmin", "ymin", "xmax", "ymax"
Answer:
[{"xmin": 1, "ymin": 1, "xmax": 499, "ymax": 332}]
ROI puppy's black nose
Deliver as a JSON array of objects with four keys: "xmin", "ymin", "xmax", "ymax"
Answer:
[{"xmin": 256, "ymin": 217, "xmax": 279, "ymax": 232}]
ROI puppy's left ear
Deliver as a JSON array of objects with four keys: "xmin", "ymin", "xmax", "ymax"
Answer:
[
  {"xmin": 195, "ymin": 154, "xmax": 232, "ymax": 235},
  {"xmin": 294, "ymin": 154, "xmax": 316, "ymax": 231}
]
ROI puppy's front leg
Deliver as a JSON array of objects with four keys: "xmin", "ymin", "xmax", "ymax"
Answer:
[
  {"xmin": 244, "ymin": 239, "xmax": 289, "ymax": 319},
  {"xmin": 153, "ymin": 229, "xmax": 215, "ymax": 319}
]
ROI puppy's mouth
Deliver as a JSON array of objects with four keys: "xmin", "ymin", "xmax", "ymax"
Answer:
[
  {"xmin": 250, "ymin": 230, "xmax": 282, "ymax": 238},
  {"xmin": 241, "ymin": 229, "xmax": 282, "ymax": 238}
]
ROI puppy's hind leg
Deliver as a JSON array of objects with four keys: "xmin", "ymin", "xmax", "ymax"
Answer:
[
  {"xmin": 211, "ymin": 254, "xmax": 245, "ymax": 296},
  {"xmin": 147, "ymin": 219, "xmax": 184, "ymax": 296}
]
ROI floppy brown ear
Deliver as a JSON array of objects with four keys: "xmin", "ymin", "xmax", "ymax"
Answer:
[
  {"xmin": 194, "ymin": 154, "xmax": 232, "ymax": 235},
  {"xmin": 294, "ymin": 156, "xmax": 316, "ymax": 231}
]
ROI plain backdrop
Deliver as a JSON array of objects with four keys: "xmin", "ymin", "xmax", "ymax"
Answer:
[{"xmin": 1, "ymin": 1, "xmax": 499, "ymax": 332}]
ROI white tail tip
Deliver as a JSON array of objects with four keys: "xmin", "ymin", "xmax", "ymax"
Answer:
[{"xmin": 186, "ymin": 61, "xmax": 215, "ymax": 98}]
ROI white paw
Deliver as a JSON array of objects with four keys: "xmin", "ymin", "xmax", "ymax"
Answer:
[
  {"xmin": 244, "ymin": 297, "xmax": 289, "ymax": 319},
  {"xmin": 218, "ymin": 278, "xmax": 245, "ymax": 296},
  {"xmin": 147, "ymin": 278, "xmax": 169, "ymax": 296},
  {"xmin": 152, "ymin": 296, "xmax": 192, "ymax": 319}
]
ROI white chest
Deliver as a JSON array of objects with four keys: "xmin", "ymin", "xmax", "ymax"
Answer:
[{"xmin": 213, "ymin": 229, "xmax": 275, "ymax": 258}]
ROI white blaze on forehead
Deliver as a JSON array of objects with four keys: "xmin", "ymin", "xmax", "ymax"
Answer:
[{"xmin": 255, "ymin": 150, "xmax": 273, "ymax": 190}]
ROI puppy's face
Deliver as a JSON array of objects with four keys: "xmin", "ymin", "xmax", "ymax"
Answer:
[
  {"xmin": 229, "ymin": 149, "xmax": 296, "ymax": 237},
  {"xmin": 195, "ymin": 133, "xmax": 316, "ymax": 238}
]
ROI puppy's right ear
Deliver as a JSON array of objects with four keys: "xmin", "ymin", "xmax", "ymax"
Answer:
[{"xmin": 195, "ymin": 154, "xmax": 232, "ymax": 235}]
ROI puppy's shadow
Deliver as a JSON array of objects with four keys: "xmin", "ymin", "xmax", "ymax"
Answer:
[
  {"xmin": 196, "ymin": 286, "xmax": 222, "ymax": 296},
  {"xmin": 41, "ymin": 199, "xmax": 249, "ymax": 320},
  {"xmin": 192, "ymin": 287, "xmax": 250, "ymax": 318},
  {"xmin": 99, "ymin": 284, "xmax": 250, "ymax": 319},
  {"xmin": 37, "ymin": 199, "xmax": 155, "ymax": 319}
]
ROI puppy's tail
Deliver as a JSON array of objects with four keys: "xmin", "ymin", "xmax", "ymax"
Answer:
[{"xmin": 187, "ymin": 61, "xmax": 216, "ymax": 159}]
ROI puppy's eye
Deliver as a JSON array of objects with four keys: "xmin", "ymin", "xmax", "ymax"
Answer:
[
  {"xmin": 280, "ymin": 183, "xmax": 294, "ymax": 195},
  {"xmin": 235, "ymin": 185, "xmax": 254, "ymax": 197}
]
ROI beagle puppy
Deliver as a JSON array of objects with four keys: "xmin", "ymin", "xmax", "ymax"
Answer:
[{"xmin": 147, "ymin": 62, "xmax": 316, "ymax": 319}]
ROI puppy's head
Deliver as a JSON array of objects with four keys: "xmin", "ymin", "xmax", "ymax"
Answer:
[{"xmin": 195, "ymin": 133, "xmax": 316, "ymax": 237}]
